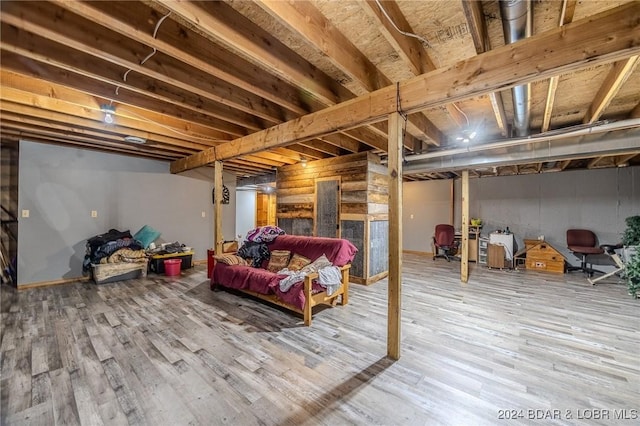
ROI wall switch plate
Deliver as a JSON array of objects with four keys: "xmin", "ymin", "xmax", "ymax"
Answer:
[
  {"xmin": 410, "ymin": 214, "xmax": 414, "ymax": 219},
  {"xmin": 91, "ymin": 210, "xmax": 98, "ymax": 218},
  {"xmin": 201, "ymin": 211, "xmax": 206, "ymax": 218},
  {"xmin": 22, "ymin": 209, "xmax": 29, "ymax": 218}
]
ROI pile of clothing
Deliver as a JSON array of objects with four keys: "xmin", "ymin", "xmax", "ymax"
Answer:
[
  {"xmin": 82, "ymin": 228, "xmax": 146, "ymax": 273},
  {"xmin": 237, "ymin": 226, "xmax": 285, "ymax": 267}
]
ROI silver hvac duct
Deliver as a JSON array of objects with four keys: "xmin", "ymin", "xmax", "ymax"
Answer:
[{"xmin": 500, "ymin": 0, "xmax": 532, "ymax": 137}]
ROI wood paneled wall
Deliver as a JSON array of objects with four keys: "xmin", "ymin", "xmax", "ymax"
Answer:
[
  {"xmin": 276, "ymin": 151, "xmax": 388, "ymax": 219},
  {"xmin": 276, "ymin": 152, "xmax": 389, "ymax": 284}
]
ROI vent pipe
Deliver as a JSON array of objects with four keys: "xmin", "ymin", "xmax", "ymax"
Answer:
[{"xmin": 500, "ymin": 0, "xmax": 532, "ymax": 137}]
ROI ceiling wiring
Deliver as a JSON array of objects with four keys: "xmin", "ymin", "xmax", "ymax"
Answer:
[
  {"xmin": 115, "ymin": 11, "xmax": 172, "ymax": 96},
  {"xmin": 373, "ymin": 0, "xmax": 443, "ymax": 69},
  {"xmin": 451, "ymin": 101, "xmax": 470, "ymax": 127},
  {"xmin": 374, "ymin": 0, "xmax": 432, "ymax": 49}
]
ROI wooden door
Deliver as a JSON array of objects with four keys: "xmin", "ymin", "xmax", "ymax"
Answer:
[
  {"xmin": 315, "ymin": 178, "xmax": 340, "ymax": 237},
  {"xmin": 256, "ymin": 192, "xmax": 276, "ymax": 227}
]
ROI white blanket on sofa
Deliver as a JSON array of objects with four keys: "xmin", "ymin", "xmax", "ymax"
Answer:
[{"xmin": 278, "ymin": 265, "xmax": 341, "ymax": 295}]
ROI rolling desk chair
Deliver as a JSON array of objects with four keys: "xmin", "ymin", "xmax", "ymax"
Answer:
[
  {"xmin": 433, "ymin": 224, "xmax": 459, "ymax": 262},
  {"xmin": 566, "ymin": 229, "xmax": 604, "ymax": 277}
]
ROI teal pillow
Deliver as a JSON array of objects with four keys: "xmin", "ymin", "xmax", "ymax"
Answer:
[{"xmin": 133, "ymin": 225, "xmax": 161, "ymax": 249}]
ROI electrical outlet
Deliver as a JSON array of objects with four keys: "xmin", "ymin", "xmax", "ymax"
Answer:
[
  {"xmin": 201, "ymin": 211, "xmax": 206, "ymax": 218},
  {"xmin": 22, "ymin": 209, "xmax": 30, "ymax": 218},
  {"xmin": 91, "ymin": 210, "xmax": 98, "ymax": 218},
  {"xmin": 410, "ymin": 214, "xmax": 414, "ymax": 219}
]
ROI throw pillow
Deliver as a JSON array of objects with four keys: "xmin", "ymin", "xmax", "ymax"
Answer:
[
  {"xmin": 214, "ymin": 254, "xmax": 248, "ymax": 266},
  {"xmin": 267, "ymin": 250, "xmax": 291, "ymax": 272},
  {"xmin": 301, "ymin": 254, "xmax": 333, "ymax": 273},
  {"xmin": 133, "ymin": 225, "xmax": 161, "ymax": 249},
  {"xmin": 287, "ymin": 253, "xmax": 311, "ymax": 271}
]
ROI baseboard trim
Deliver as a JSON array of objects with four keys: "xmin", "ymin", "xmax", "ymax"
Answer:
[
  {"xmin": 403, "ymin": 250, "xmax": 432, "ymax": 256},
  {"xmin": 18, "ymin": 276, "xmax": 91, "ymax": 290}
]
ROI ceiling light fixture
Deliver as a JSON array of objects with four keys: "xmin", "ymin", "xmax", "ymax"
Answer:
[
  {"xmin": 123, "ymin": 135, "xmax": 146, "ymax": 144},
  {"xmin": 456, "ymin": 129, "xmax": 477, "ymax": 144},
  {"xmin": 300, "ymin": 157, "xmax": 308, "ymax": 168},
  {"xmin": 100, "ymin": 104, "xmax": 116, "ymax": 124}
]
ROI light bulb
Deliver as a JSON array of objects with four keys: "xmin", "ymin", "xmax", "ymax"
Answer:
[{"xmin": 100, "ymin": 104, "xmax": 116, "ymax": 124}]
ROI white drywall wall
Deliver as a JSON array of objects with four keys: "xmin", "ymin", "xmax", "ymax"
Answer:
[
  {"xmin": 453, "ymin": 166, "xmax": 639, "ymax": 267},
  {"xmin": 18, "ymin": 141, "xmax": 236, "ymax": 285},
  {"xmin": 235, "ymin": 190, "xmax": 257, "ymax": 242},
  {"xmin": 403, "ymin": 179, "xmax": 452, "ymax": 253}
]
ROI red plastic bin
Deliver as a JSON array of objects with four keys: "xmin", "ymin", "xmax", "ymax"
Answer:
[{"xmin": 164, "ymin": 259, "xmax": 182, "ymax": 276}]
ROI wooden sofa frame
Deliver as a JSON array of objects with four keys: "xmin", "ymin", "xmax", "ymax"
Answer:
[{"xmin": 230, "ymin": 264, "xmax": 350, "ymax": 326}]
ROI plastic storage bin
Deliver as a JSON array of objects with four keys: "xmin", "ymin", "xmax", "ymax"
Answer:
[{"xmin": 164, "ymin": 259, "xmax": 182, "ymax": 276}]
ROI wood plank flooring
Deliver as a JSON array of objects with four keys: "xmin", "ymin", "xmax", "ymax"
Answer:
[{"xmin": 1, "ymin": 255, "xmax": 638, "ymax": 425}]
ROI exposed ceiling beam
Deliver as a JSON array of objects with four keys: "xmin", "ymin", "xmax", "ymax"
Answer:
[
  {"xmin": 170, "ymin": 3, "xmax": 640, "ymax": 173},
  {"xmin": 155, "ymin": 0, "xmax": 344, "ymax": 106},
  {"xmin": 360, "ymin": 0, "xmax": 435, "ymax": 74},
  {"xmin": 0, "ymin": 90, "xmax": 210, "ymax": 151},
  {"xmin": 0, "ymin": 51, "xmax": 247, "ymax": 138},
  {"xmin": 255, "ymin": 0, "xmax": 444, "ymax": 146},
  {"xmin": 362, "ymin": 0, "xmax": 467, "ymax": 129},
  {"xmin": 1, "ymin": 69, "xmax": 226, "ymax": 146},
  {"xmin": 543, "ymin": 0, "xmax": 580, "ymax": 132},
  {"xmin": 0, "ymin": 127, "xmax": 178, "ymax": 160},
  {"xmin": 155, "ymin": 0, "xmax": 393, "ymax": 152},
  {"xmin": 583, "ymin": 55, "xmax": 640, "ymax": 124},
  {"xmin": 0, "ymin": 31, "xmax": 256, "ymax": 136},
  {"xmin": 462, "ymin": 0, "xmax": 508, "ymax": 136},
  {"xmin": 0, "ymin": 9, "xmax": 278, "ymax": 129},
  {"xmin": 1, "ymin": 113, "xmax": 194, "ymax": 155},
  {"xmin": 56, "ymin": 0, "xmax": 312, "ymax": 116}
]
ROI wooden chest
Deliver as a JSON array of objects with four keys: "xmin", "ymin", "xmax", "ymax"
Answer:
[{"xmin": 524, "ymin": 241, "xmax": 565, "ymax": 274}]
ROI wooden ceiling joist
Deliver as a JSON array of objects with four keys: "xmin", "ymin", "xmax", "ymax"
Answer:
[
  {"xmin": 462, "ymin": 0, "xmax": 508, "ymax": 136},
  {"xmin": 0, "ymin": 93, "xmax": 209, "ymax": 151},
  {"xmin": 1, "ymin": 70, "xmax": 228, "ymax": 146},
  {"xmin": 542, "ymin": 0, "xmax": 578, "ymax": 132},
  {"xmin": 55, "ymin": 0, "xmax": 312, "ymax": 116},
  {"xmin": 0, "ymin": 39, "xmax": 255, "ymax": 136},
  {"xmin": 583, "ymin": 55, "xmax": 640, "ymax": 124},
  {"xmin": 171, "ymin": 3, "xmax": 640, "ymax": 173},
  {"xmin": 256, "ymin": 0, "xmax": 444, "ymax": 146},
  {"xmin": 0, "ymin": 52, "xmax": 246, "ymax": 139},
  {"xmin": 0, "ymin": 127, "xmax": 178, "ymax": 161},
  {"xmin": 0, "ymin": 9, "xmax": 282, "ymax": 130}
]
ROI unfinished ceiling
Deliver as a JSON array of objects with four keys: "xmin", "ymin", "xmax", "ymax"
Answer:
[{"xmin": 1, "ymin": 1, "xmax": 639, "ymax": 182}]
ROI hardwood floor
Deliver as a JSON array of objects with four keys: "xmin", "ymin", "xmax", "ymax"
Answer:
[{"xmin": 1, "ymin": 255, "xmax": 638, "ymax": 425}]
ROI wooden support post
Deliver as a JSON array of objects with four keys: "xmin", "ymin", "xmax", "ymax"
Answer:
[
  {"xmin": 461, "ymin": 170, "xmax": 470, "ymax": 283},
  {"xmin": 449, "ymin": 179, "xmax": 455, "ymax": 225},
  {"xmin": 214, "ymin": 161, "xmax": 224, "ymax": 255},
  {"xmin": 387, "ymin": 111, "xmax": 403, "ymax": 360}
]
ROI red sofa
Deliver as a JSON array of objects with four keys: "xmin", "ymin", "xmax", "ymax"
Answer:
[{"xmin": 211, "ymin": 235, "xmax": 357, "ymax": 325}]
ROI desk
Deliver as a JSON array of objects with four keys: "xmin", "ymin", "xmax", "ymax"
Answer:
[{"xmin": 454, "ymin": 229, "xmax": 481, "ymax": 262}]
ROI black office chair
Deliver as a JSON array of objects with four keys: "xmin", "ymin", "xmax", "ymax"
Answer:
[
  {"xmin": 433, "ymin": 224, "xmax": 459, "ymax": 261},
  {"xmin": 566, "ymin": 229, "xmax": 604, "ymax": 276}
]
